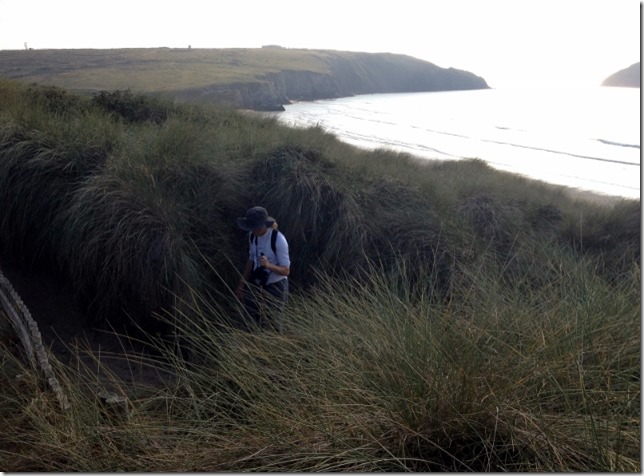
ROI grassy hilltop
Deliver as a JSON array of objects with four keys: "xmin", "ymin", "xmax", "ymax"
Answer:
[
  {"xmin": 0, "ymin": 47, "xmax": 489, "ymax": 110},
  {"xmin": 0, "ymin": 81, "xmax": 640, "ymax": 471}
]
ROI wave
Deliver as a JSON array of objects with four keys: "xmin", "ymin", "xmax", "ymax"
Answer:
[
  {"xmin": 596, "ymin": 138, "xmax": 640, "ymax": 149},
  {"xmin": 367, "ymin": 126, "xmax": 638, "ymax": 166},
  {"xmin": 328, "ymin": 120, "xmax": 639, "ymax": 167},
  {"xmin": 479, "ymin": 138, "xmax": 639, "ymax": 166},
  {"xmin": 333, "ymin": 127, "xmax": 462, "ymax": 158},
  {"xmin": 328, "ymin": 117, "xmax": 639, "ymax": 167}
]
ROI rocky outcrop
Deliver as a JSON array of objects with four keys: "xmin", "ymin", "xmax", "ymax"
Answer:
[
  {"xmin": 602, "ymin": 63, "xmax": 640, "ymax": 88},
  {"xmin": 174, "ymin": 81, "xmax": 290, "ymax": 111},
  {"xmin": 172, "ymin": 71, "xmax": 341, "ymax": 111},
  {"xmin": 175, "ymin": 52, "xmax": 490, "ymax": 111}
]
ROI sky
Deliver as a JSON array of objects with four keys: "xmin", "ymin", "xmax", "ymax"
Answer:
[{"xmin": 0, "ymin": 0, "xmax": 640, "ymax": 88}]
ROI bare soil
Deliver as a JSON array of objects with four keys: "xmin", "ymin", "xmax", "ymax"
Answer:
[{"xmin": 0, "ymin": 257, "xmax": 173, "ymax": 393}]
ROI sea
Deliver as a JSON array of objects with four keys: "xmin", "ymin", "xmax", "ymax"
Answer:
[{"xmin": 271, "ymin": 86, "xmax": 641, "ymax": 200}]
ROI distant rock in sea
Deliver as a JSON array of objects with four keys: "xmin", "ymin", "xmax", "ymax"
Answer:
[{"xmin": 601, "ymin": 62, "xmax": 640, "ymax": 88}]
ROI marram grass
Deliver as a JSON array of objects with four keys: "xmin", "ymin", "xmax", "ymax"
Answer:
[
  {"xmin": 0, "ymin": 81, "xmax": 640, "ymax": 471},
  {"xmin": 0, "ymin": 252, "xmax": 639, "ymax": 471},
  {"xmin": 1, "ymin": 80, "xmax": 638, "ymax": 324}
]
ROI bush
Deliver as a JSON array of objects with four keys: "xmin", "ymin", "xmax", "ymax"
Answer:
[{"xmin": 92, "ymin": 89, "xmax": 170, "ymax": 124}]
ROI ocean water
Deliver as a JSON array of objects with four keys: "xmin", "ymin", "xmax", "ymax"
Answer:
[{"xmin": 272, "ymin": 86, "xmax": 640, "ymax": 199}]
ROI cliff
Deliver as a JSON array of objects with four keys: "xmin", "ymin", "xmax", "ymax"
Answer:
[
  {"xmin": 601, "ymin": 62, "xmax": 640, "ymax": 88},
  {"xmin": 172, "ymin": 51, "xmax": 490, "ymax": 110},
  {"xmin": 0, "ymin": 47, "xmax": 489, "ymax": 111}
]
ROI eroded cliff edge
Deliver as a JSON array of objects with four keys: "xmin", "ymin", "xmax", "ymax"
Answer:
[{"xmin": 172, "ymin": 51, "xmax": 490, "ymax": 110}]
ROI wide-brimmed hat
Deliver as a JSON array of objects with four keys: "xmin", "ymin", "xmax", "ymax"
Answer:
[{"xmin": 236, "ymin": 206, "xmax": 275, "ymax": 231}]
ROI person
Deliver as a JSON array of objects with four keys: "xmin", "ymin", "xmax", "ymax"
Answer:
[{"xmin": 235, "ymin": 206, "xmax": 290, "ymax": 332}]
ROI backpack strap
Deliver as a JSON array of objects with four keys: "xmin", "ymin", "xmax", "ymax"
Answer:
[
  {"xmin": 250, "ymin": 229, "xmax": 278, "ymax": 255},
  {"xmin": 270, "ymin": 228, "xmax": 278, "ymax": 255}
]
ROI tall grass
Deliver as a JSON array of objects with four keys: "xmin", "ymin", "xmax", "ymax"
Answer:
[
  {"xmin": 1, "ymin": 80, "xmax": 637, "ymax": 327},
  {"xmin": 0, "ymin": 248, "xmax": 639, "ymax": 471},
  {"xmin": 0, "ymin": 80, "xmax": 639, "ymax": 470}
]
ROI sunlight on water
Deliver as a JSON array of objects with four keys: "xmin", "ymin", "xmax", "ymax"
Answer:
[{"xmin": 274, "ymin": 86, "xmax": 640, "ymax": 199}]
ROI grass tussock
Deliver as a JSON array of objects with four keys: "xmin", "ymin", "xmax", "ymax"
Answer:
[
  {"xmin": 0, "ymin": 253, "xmax": 639, "ymax": 471},
  {"xmin": 0, "ymin": 80, "xmax": 640, "ymax": 471}
]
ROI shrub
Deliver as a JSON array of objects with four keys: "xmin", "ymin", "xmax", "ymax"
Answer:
[{"xmin": 92, "ymin": 89, "xmax": 170, "ymax": 124}]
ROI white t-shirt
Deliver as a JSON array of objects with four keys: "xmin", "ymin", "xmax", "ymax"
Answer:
[{"xmin": 249, "ymin": 229, "xmax": 290, "ymax": 286}]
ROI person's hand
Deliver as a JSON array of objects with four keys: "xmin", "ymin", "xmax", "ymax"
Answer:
[
  {"xmin": 235, "ymin": 283, "xmax": 244, "ymax": 300},
  {"xmin": 259, "ymin": 255, "xmax": 269, "ymax": 269}
]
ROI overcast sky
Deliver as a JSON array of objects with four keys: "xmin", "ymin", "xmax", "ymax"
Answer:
[{"xmin": 0, "ymin": 0, "xmax": 640, "ymax": 88}]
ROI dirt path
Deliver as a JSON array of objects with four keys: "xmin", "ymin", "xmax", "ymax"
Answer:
[{"xmin": 0, "ymin": 257, "xmax": 173, "ymax": 392}]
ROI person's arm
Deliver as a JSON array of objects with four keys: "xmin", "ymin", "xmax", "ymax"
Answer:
[
  {"xmin": 260, "ymin": 232, "xmax": 290, "ymax": 277},
  {"xmin": 259, "ymin": 255, "xmax": 290, "ymax": 276}
]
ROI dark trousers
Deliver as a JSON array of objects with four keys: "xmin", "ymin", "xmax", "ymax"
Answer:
[{"xmin": 243, "ymin": 278, "xmax": 288, "ymax": 332}]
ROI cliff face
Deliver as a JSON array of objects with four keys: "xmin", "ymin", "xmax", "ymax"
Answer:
[
  {"xmin": 175, "ymin": 51, "xmax": 490, "ymax": 110},
  {"xmin": 322, "ymin": 52, "xmax": 488, "ymax": 95},
  {"xmin": 173, "ymin": 70, "xmax": 341, "ymax": 111},
  {"xmin": 602, "ymin": 63, "xmax": 640, "ymax": 88}
]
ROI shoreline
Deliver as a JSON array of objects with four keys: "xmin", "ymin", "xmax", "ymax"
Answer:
[{"xmin": 273, "ymin": 88, "xmax": 640, "ymax": 201}]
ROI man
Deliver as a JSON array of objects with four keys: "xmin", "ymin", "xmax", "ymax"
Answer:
[{"xmin": 235, "ymin": 206, "xmax": 290, "ymax": 332}]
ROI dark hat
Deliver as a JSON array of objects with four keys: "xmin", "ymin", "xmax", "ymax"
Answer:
[{"xmin": 236, "ymin": 206, "xmax": 275, "ymax": 231}]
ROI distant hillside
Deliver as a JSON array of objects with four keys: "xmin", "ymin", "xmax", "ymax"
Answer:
[
  {"xmin": 602, "ymin": 62, "xmax": 640, "ymax": 88},
  {"xmin": 0, "ymin": 47, "xmax": 489, "ymax": 110}
]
